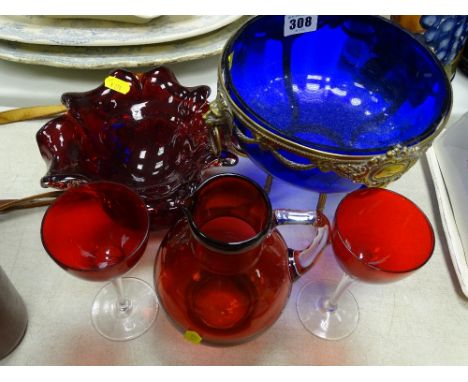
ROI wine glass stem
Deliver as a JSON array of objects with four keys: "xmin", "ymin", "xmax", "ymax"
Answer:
[
  {"xmin": 112, "ymin": 277, "xmax": 132, "ymax": 313},
  {"xmin": 322, "ymin": 273, "xmax": 355, "ymax": 312}
]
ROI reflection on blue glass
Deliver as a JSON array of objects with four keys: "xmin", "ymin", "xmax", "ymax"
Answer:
[
  {"xmin": 225, "ymin": 16, "xmax": 450, "ymax": 156},
  {"xmin": 222, "ymin": 16, "xmax": 451, "ymax": 193}
]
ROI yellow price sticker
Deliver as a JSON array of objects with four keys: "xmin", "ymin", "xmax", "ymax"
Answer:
[
  {"xmin": 184, "ymin": 330, "xmax": 202, "ymax": 344},
  {"xmin": 104, "ymin": 76, "xmax": 131, "ymax": 95}
]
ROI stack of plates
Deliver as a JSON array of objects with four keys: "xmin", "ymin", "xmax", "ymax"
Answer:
[{"xmin": 0, "ymin": 15, "xmax": 246, "ymax": 69}]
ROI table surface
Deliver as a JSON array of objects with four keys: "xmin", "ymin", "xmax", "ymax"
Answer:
[{"xmin": 1, "ymin": 55, "xmax": 468, "ymax": 366}]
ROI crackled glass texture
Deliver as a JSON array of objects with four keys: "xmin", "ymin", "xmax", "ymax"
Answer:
[
  {"xmin": 37, "ymin": 67, "xmax": 218, "ymax": 228},
  {"xmin": 223, "ymin": 16, "xmax": 451, "ymax": 193}
]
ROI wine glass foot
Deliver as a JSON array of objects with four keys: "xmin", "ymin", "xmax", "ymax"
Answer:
[
  {"xmin": 91, "ymin": 277, "xmax": 159, "ymax": 341},
  {"xmin": 296, "ymin": 279, "xmax": 359, "ymax": 340}
]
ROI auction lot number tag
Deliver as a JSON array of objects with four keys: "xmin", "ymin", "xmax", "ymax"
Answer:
[{"xmin": 284, "ymin": 16, "xmax": 318, "ymax": 37}]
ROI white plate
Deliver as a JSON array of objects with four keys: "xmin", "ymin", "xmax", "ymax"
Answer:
[
  {"xmin": 0, "ymin": 15, "xmax": 242, "ymax": 47},
  {"xmin": 48, "ymin": 16, "xmax": 161, "ymax": 24},
  {"xmin": 0, "ymin": 18, "xmax": 247, "ymax": 69},
  {"xmin": 428, "ymin": 112, "xmax": 468, "ymax": 298}
]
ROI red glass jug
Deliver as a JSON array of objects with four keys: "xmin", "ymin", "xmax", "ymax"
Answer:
[{"xmin": 154, "ymin": 173, "xmax": 330, "ymax": 345}]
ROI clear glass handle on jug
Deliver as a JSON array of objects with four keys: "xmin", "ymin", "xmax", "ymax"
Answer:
[{"xmin": 273, "ymin": 208, "xmax": 330, "ymax": 280}]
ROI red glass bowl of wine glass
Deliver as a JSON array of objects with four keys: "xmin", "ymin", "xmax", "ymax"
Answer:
[
  {"xmin": 296, "ymin": 187, "xmax": 435, "ymax": 340},
  {"xmin": 41, "ymin": 181, "xmax": 158, "ymax": 341}
]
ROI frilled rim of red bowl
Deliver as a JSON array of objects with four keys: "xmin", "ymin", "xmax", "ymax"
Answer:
[{"xmin": 36, "ymin": 66, "xmax": 216, "ymax": 198}]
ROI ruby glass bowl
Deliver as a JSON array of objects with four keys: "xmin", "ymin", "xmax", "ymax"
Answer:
[{"xmin": 36, "ymin": 67, "xmax": 230, "ymax": 229}]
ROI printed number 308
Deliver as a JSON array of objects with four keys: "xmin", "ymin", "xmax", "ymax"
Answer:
[{"xmin": 289, "ymin": 17, "xmax": 314, "ymax": 30}]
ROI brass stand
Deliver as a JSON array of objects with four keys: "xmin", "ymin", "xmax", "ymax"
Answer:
[
  {"xmin": 316, "ymin": 193, "xmax": 327, "ymax": 213},
  {"xmin": 264, "ymin": 174, "xmax": 273, "ymax": 194}
]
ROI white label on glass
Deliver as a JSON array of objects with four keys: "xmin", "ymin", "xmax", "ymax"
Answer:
[{"xmin": 284, "ymin": 15, "xmax": 318, "ymax": 37}]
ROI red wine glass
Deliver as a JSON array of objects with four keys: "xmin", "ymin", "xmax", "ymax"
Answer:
[
  {"xmin": 41, "ymin": 181, "xmax": 159, "ymax": 341},
  {"xmin": 297, "ymin": 188, "xmax": 435, "ymax": 340}
]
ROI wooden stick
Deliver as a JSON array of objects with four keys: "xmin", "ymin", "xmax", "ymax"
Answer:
[
  {"xmin": 0, "ymin": 105, "xmax": 66, "ymax": 125},
  {"xmin": 0, "ymin": 191, "xmax": 63, "ymax": 213}
]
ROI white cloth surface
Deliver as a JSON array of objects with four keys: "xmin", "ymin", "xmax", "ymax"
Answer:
[{"xmin": 1, "ymin": 57, "xmax": 468, "ymax": 365}]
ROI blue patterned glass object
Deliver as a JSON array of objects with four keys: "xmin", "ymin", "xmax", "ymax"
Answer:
[
  {"xmin": 419, "ymin": 16, "xmax": 468, "ymax": 66},
  {"xmin": 221, "ymin": 16, "xmax": 451, "ymax": 192}
]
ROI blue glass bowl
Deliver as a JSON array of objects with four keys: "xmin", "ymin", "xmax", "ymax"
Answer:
[{"xmin": 215, "ymin": 16, "xmax": 452, "ymax": 193}]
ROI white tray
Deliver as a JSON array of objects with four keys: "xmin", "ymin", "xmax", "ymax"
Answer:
[
  {"xmin": 427, "ymin": 112, "xmax": 468, "ymax": 297},
  {"xmin": 0, "ymin": 18, "xmax": 247, "ymax": 69},
  {"xmin": 0, "ymin": 15, "xmax": 241, "ymax": 46}
]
